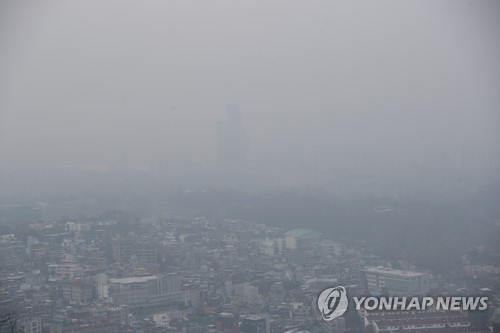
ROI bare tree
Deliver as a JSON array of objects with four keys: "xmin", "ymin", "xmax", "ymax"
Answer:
[{"xmin": 0, "ymin": 313, "xmax": 16, "ymax": 333}]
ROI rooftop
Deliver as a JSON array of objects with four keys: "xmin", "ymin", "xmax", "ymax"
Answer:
[
  {"xmin": 109, "ymin": 276, "xmax": 158, "ymax": 284},
  {"xmin": 284, "ymin": 228, "xmax": 321, "ymax": 239},
  {"xmin": 365, "ymin": 266, "xmax": 425, "ymax": 277}
]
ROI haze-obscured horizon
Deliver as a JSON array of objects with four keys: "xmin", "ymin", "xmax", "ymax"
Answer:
[
  {"xmin": 1, "ymin": 2, "xmax": 500, "ymax": 294},
  {"xmin": 1, "ymin": 1, "xmax": 499, "ymax": 197}
]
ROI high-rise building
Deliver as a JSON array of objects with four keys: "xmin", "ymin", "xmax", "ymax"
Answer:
[
  {"xmin": 108, "ymin": 273, "xmax": 181, "ymax": 308},
  {"xmin": 16, "ymin": 317, "xmax": 42, "ymax": 333},
  {"xmin": 110, "ymin": 239, "xmax": 157, "ymax": 265},
  {"xmin": 240, "ymin": 315, "xmax": 267, "ymax": 333},
  {"xmin": 217, "ymin": 104, "xmax": 248, "ymax": 161},
  {"xmin": 364, "ymin": 266, "xmax": 430, "ymax": 295},
  {"xmin": 215, "ymin": 312, "xmax": 239, "ymax": 333}
]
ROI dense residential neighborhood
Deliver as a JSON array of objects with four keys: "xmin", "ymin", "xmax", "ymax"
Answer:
[{"xmin": 0, "ymin": 212, "xmax": 498, "ymax": 333}]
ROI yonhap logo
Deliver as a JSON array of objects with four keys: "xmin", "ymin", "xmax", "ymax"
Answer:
[
  {"xmin": 317, "ymin": 286, "xmax": 489, "ymax": 322},
  {"xmin": 317, "ymin": 286, "xmax": 349, "ymax": 321}
]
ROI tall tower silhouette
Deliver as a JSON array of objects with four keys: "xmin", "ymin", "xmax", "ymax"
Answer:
[{"xmin": 216, "ymin": 104, "xmax": 248, "ymax": 161}]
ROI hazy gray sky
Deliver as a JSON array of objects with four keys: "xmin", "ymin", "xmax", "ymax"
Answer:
[{"xmin": 1, "ymin": 1, "xmax": 499, "ymax": 170}]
